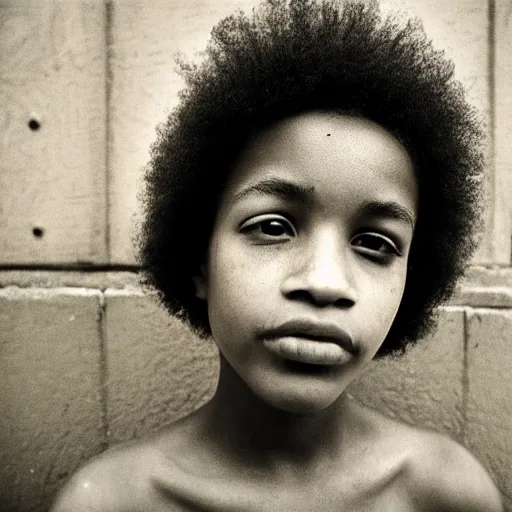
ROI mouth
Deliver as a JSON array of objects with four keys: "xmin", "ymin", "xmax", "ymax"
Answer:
[{"xmin": 259, "ymin": 319, "xmax": 355, "ymax": 366}]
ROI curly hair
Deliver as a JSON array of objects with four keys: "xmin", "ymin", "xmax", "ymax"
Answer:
[{"xmin": 137, "ymin": 0, "xmax": 484, "ymax": 357}]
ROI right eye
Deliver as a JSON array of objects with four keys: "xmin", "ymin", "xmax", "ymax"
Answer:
[
  {"xmin": 350, "ymin": 232, "xmax": 402, "ymax": 263},
  {"xmin": 239, "ymin": 214, "xmax": 297, "ymax": 242}
]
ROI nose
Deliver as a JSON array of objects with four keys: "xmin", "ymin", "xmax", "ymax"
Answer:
[{"xmin": 280, "ymin": 230, "xmax": 358, "ymax": 307}]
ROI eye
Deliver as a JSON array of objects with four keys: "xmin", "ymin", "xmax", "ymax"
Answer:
[
  {"xmin": 240, "ymin": 214, "xmax": 296, "ymax": 242},
  {"xmin": 351, "ymin": 232, "xmax": 402, "ymax": 261}
]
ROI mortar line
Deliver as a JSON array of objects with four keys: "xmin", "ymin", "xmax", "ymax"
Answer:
[
  {"xmin": 98, "ymin": 292, "xmax": 110, "ymax": 452},
  {"xmin": 488, "ymin": 0, "xmax": 496, "ymax": 142},
  {"xmin": 461, "ymin": 308, "xmax": 470, "ymax": 444},
  {"xmin": 104, "ymin": 0, "xmax": 114, "ymax": 263},
  {"xmin": 487, "ymin": 0, "xmax": 496, "ymax": 129},
  {"xmin": 487, "ymin": 0, "xmax": 497, "ymax": 259},
  {"xmin": 0, "ymin": 264, "xmax": 140, "ymax": 272}
]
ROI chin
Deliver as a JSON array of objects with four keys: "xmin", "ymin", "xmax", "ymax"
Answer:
[{"xmin": 256, "ymin": 382, "xmax": 345, "ymax": 415}]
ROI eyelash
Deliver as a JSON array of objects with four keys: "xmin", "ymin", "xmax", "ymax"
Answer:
[
  {"xmin": 239, "ymin": 214, "xmax": 297, "ymax": 241},
  {"xmin": 350, "ymin": 232, "xmax": 402, "ymax": 261},
  {"xmin": 239, "ymin": 215, "xmax": 402, "ymax": 260}
]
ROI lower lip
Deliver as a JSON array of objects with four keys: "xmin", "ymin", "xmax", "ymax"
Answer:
[{"xmin": 262, "ymin": 337, "xmax": 353, "ymax": 365}]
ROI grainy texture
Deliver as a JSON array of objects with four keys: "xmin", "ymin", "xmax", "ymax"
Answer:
[
  {"xmin": 106, "ymin": 0, "xmax": 501, "ymax": 264},
  {"xmin": 1, "ymin": 0, "xmax": 511, "ymax": 509},
  {"xmin": 463, "ymin": 265, "xmax": 512, "ymax": 288},
  {"xmin": 0, "ymin": 269, "xmax": 140, "ymax": 290},
  {"xmin": 466, "ymin": 308, "xmax": 512, "ymax": 500},
  {"xmin": 108, "ymin": 0, "xmax": 260, "ymax": 263},
  {"xmin": 380, "ymin": 0, "xmax": 495, "ymax": 263},
  {"xmin": 381, "ymin": 0, "xmax": 489, "ymax": 115},
  {"xmin": 0, "ymin": 3, "xmax": 107, "ymax": 265},
  {"xmin": 349, "ymin": 307, "xmax": 466, "ymax": 440},
  {"xmin": 450, "ymin": 285, "xmax": 512, "ymax": 308},
  {"xmin": 2, "ymin": 288, "xmax": 512, "ymax": 510},
  {"xmin": 5, "ymin": 269, "xmax": 512, "ymax": 307},
  {"xmin": 492, "ymin": 0, "xmax": 512, "ymax": 263},
  {"xmin": 104, "ymin": 289, "xmax": 219, "ymax": 445},
  {"xmin": 0, "ymin": 288, "xmax": 104, "ymax": 512}
]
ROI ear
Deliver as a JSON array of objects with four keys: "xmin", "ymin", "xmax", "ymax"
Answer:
[{"xmin": 192, "ymin": 264, "xmax": 208, "ymax": 300}]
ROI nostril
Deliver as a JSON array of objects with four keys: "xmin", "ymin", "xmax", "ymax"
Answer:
[
  {"xmin": 284, "ymin": 289, "xmax": 313, "ymax": 303},
  {"xmin": 334, "ymin": 297, "xmax": 355, "ymax": 308},
  {"xmin": 283, "ymin": 288, "xmax": 355, "ymax": 308}
]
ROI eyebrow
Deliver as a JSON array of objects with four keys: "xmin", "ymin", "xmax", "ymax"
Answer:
[
  {"xmin": 233, "ymin": 177, "xmax": 315, "ymax": 206},
  {"xmin": 358, "ymin": 200, "xmax": 416, "ymax": 230},
  {"xmin": 232, "ymin": 177, "xmax": 415, "ymax": 229}
]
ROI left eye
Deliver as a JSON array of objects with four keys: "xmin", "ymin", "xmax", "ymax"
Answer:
[
  {"xmin": 240, "ymin": 215, "xmax": 296, "ymax": 241},
  {"xmin": 351, "ymin": 233, "xmax": 401, "ymax": 258}
]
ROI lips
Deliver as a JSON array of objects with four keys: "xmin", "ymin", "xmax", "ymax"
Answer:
[{"xmin": 259, "ymin": 319, "xmax": 355, "ymax": 365}]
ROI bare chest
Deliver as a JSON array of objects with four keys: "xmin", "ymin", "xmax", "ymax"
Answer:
[{"xmin": 143, "ymin": 468, "xmax": 418, "ymax": 512}]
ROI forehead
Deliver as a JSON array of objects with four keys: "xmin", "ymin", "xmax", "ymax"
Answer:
[{"xmin": 222, "ymin": 111, "xmax": 418, "ymax": 214}]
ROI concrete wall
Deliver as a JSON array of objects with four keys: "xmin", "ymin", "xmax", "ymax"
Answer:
[
  {"xmin": 1, "ymin": 1, "xmax": 511, "ymax": 511},
  {"xmin": 2, "ymin": 272, "xmax": 512, "ymax": 511}
]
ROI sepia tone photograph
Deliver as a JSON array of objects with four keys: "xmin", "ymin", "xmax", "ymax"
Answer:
[{"xmin": 1, "ymin": 0, "xmax": 511, "ymax": 510}]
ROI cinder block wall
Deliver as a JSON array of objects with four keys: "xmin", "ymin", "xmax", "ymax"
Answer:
[
  {"xmin": 1, "ymin": 1, "xmax": 511, "ymax": 511},
  {"xmin": 2, "ymin": 273, "xmax": 512, "ymax": 511}
]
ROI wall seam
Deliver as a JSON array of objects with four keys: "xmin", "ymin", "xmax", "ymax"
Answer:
[
  {"xmin": 488, "ymin": 0, "xmax": 496, "ymax": 133},
  {"xmin": 98, "ymin": 291, "xmax": 110, "ymax": 452},
  {"xmin": 461, "ymin": 307, "xmax": 470, "ymax": 445},
  {"xmin": 487, "ymin": 0, "xmax": 497, "ymax": 259},
  {"xmin": 104, "ymin": 1, "xmax": 114, "ymax": 264}
]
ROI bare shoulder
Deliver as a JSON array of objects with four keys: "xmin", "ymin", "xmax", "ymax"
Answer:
[
  {"xmin": 349, "ymin": 401, "xmax": 503, "ymax": 511},
  {"xmin": 50, "ymin": 415, "xmax": 206, "ymax": 512},
  {"xmin": 50, "ymin": 440, "xmax": 163, "ymax": 512},
  {"xmin": 406, "ymin": 431, "xmax": 503, "ymax": 512}
]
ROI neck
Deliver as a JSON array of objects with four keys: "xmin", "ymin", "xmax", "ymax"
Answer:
[{"xmin": 199, "ymin": 355, "xmax": 354, "ymax": 474}]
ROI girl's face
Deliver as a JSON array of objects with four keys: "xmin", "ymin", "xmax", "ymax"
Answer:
[{"xmin": 195, "ymin": 111, "xmax": 418, "ymax": 413}]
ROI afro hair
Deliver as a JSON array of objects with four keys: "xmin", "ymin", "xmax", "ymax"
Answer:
[{"xmin": 137, "ymin": 0, "xmax": 484, "ymax": 357}]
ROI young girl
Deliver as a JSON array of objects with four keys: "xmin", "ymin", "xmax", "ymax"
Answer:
[{"xmin": 52, "ymin": 1, "xmax": 504, "ymax": 510}]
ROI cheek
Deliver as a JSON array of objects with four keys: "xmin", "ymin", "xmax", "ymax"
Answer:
[
  {"xmin": 207, "ymin": 247, "xmax": 262, "ymax": 326},
  {"xmin": 205, "ymin": 253, "xmax": 279, "ymax": 364},
  {"xmin": 361, "ymin": 269, "xmax": 407, "ymax": 333}
]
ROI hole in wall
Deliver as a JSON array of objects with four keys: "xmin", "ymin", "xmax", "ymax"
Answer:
[
  {"xmin": 32, "ymin": 227, "xmax": 44, "ymax": 238},
  {"xmin": 28, "ymin": 119, "xmax": 41, "ymax": 131}
]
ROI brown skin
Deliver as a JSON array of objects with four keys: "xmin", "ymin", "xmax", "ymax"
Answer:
[
  {"xmin": 52, "ymin": 113, "xmax": 503, "ymax": 512},
  {"xmin": 51, "ymin": 395, "xmax": 503, "ymax": 512}
]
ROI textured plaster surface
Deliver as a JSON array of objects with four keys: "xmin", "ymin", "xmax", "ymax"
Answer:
[
  {"xmin": 0, "ymin": 288, "xmax": 104, "ymax": 512},
  {"xmin": 0, "ymin": 3, "xmax": 108, "ymax": 265},
  {"xmin": 4, "ymin": 268, "xmax": 512, "ymax": 306},
  {"xmin": 104, "ymin": 290, "xmax": 219, "ymax": 445},
  {"xmin": 0, "ymin": 270, "xmax": 140, "ymax": 290},
  {"xmin": 2, "ymin": 288, "xmax": 511, "ymax": 510},
  {"xmin": 348, "ymin": 307, "xmax": 466, "ymax": 440},
  {"xmin": 466, "ymin": 309, "xmax": 512, "ymax": 499}
]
